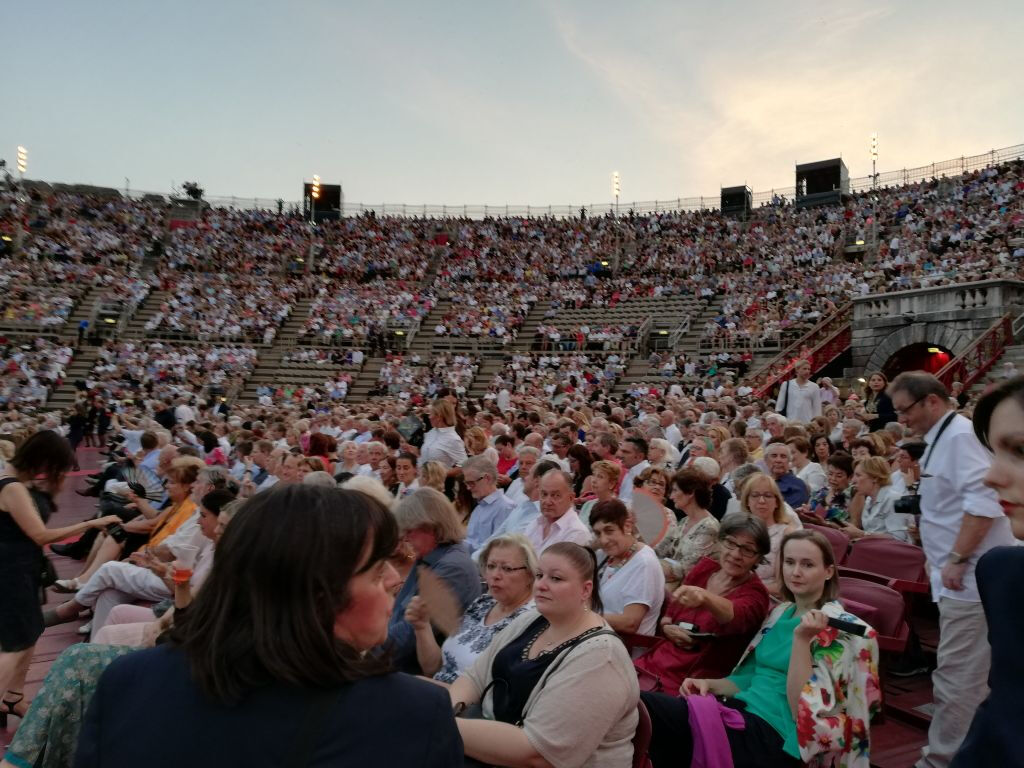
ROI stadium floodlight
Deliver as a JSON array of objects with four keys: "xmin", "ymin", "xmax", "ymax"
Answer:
[
  {"xmin": 310, "ymin": 174, "xmax": 321, "ymax": 224},
  {"xmin": 612, "ymin": 171, "xmax": 621, "ymax": 214},
  {"xmin": 16, "ymin": 146, "xmax": 27, "ymax": 176},
  {"xmin": 870, "ymin": 133, "xmax": 878, "ymax": 188}
]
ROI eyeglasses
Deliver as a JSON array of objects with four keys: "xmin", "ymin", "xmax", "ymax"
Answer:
[
  {"xmin": 484, "ymin": 563, "xmax": 528, "ymax": 575},
  {"xmin": 462, "ymin": 477, "xmax": 480, "ymax": 486},
  {"xmin": 893, "ymin": 395, "xmax": 926, "ymax": 416},
  {"xmin": 748, "ymin": 492, "xmax": 775, "ymax": 501},
  {"xmin": 720, "ymin": 537, "xmax": 761, "ymax": 559}
]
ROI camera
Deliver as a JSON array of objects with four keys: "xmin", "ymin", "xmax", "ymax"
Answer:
[{"xmin": 894, "ymin": 493, "xmax": 921, "ymax": 518}]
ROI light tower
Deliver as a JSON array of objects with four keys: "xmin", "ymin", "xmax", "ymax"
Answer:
[
  {"xmin": 870, "ymin": 133, "xmax": 878, "ymax": 189},
  {"xmin": 612, "ymin": 171, "xmax": 621, "ymax": 215},
  {"xmin": 310, "ymin": 174, "xmax": 320, "ymax": 224},
  {"xmin": 16, "ymin": 146, "xmax": 27, "ymax": 179}
]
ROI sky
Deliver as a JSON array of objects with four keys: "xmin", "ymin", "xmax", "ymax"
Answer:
[{"xmin": 3, "ymin": 0, "xmax": 1022, "ymax": 207}]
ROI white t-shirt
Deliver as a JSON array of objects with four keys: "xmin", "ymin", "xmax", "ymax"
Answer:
[{"xmin": 598, "ymin": 544, "xmax": 665, "ymax": 636}]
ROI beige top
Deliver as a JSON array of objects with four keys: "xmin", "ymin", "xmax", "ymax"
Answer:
[{"xmin": 462, "ymin": 609, "xmax": 639, "ymax": 768}]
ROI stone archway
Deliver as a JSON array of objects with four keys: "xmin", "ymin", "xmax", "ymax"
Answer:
[{"xmin": 863, "ymin": 323, "xmax": 974, "ymax": 374}]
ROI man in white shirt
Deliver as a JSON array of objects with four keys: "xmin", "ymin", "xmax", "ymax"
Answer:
[
  {"xmin": 174, "ymin": 397, "xmax": 195, "ymax": 425},
  {"xmin": 775, "ymin": 360, "xmax": 821, "ymax": 424},
  {"xmin": 617, "ymin": 437, "xmax": 651, "ymax": 505},
  {"xmin": 524, "ymin": 470, "xmax": 591, "ymax": 553},
  {"xmin": 889, "ymin": 372, "xmax": 1015, "ymax": 768},
  {"xmin": 659, "ymin": 410, "xmax": 683, "ymax": 448}
]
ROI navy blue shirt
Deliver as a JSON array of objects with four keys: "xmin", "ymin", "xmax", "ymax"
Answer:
[
  {"xmin": 74, "ymin": 645, "xmax": 463, "ymax": 768},
  {"xmin": 774, "ymin": 472, "xmax": 809, "ymax": 509}
]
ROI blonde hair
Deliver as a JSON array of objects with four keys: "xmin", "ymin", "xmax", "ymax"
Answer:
[
  {"xmin": 418, "ymin": 460, "xmax": 447, "ymax": 492},
  {"xmin": 590, "ymin": 459, "xmax": 622, "ymax": 485},
  {"xmin": 340, "ymin": 475, "xmax": 396, "ymax": 511},
  {"xmin": 740, "ymin": 472, "xmax": 787, "ymax": 524},
  {"xmin": 0, "ymin": 440, "xmax": 15, "ymax": 461},
  {"xmin": 430, "ymin": 400, "xmax": 457, "ymax": 428},
  {"xmin": 464, "ymin": 426, "xmax": 489, "ymax": 455},
  {"xmin": 394, "ymin": 487, "xmax": 465, "ymax": 544},
  {"xmin": 856, "ymin": 455, "xmax": 892, "ymax": 487}
]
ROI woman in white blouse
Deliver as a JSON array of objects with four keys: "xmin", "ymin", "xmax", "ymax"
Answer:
[
  {"xmin": 842, "ymin": 456, "xmax": 912, "ymax": 543},
  {"xmin": 406, "ymin": 534, "xmax": 536, "ymax": 683},
  {"xmin": 418, "ymin": 400, "xmax": 467, "ymax": 469},
  {"xmin": 788, "ymin": 436, "xmax": 826, "ymax": 494},
  {"xmin": 590, "ymin": 499, "xmax": 665, "ymax": 636}
]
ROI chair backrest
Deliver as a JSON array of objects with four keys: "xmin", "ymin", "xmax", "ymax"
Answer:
[
  {"xmin": 632, "ymin": 698, "xmax": 653, "ymax": 768},
  {"xmin": 845, "ymin": 537, "xmax": 926, "ymax": 583},
  {"xmin": 804, "ymin": 523, "xmax": 850, "ymax": 565},
  {"xmin": 838, "ymin": 577, "xmax": 906, "ymax": 639}
]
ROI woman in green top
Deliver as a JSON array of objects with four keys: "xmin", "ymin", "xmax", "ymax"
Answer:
[{"xmin": 641, "ymin": 529, "xmax": 851, "ymax": 768}]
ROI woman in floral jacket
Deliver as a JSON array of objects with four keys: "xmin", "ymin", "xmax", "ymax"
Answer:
[{"xmin": 642, "ymin": 529, "xmax": 880, "ymax": 768}]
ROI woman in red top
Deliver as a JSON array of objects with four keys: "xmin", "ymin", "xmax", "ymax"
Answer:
[{"xmin": 634, "ymin": 514, "xmax": 771, "ymax": 694}]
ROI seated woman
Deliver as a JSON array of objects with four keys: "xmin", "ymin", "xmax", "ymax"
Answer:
[
  {"xmin": 642, "ymin": 530, "xmax": 881, "ymax": 768},
  {"xmin": 90, "ymin": 491, "xmax": 240, "ymax": 646},
  {"xmin": 841, "ymin": 456, "xmax": 913, "ymax": 543},
  {"xmin": 739, "ymin": 472, "xmax": 799, "ymax": 597},
  {"xmin": 70, "ymin": 485, "xmax": 463, "ymax": 767},
  {"xmin": 803, "ymin": 451, "xmax": 854, "ymax": 525},
  {"xmin": 407, "ymin": 534, "xmax": 536, "ymax": 683},
  {"xmin": 3, "ymin": 498, "xmax": 242, "ymax": 768},
  {"xmin": 590, "ymin": 499, "xmax": 665, "ymax": 637},
  {"xmin": 634, "ymin": 514, "xmax": 771, "ymax": 694},
  {"xmin": 449, "ymin": 542, "xmax": 640, "ymax": 768},
  {"xmin": 53, "ymin": 460, "xmax": 201, "ymax": 593},
  {"xmin": 389, "ymin": 487, "xmax": 483, "ymax": 674},
  {"xmin": 657, "ymin": 468, "xmax": 720, "ymax": 586},
  {"xmin": 578, "ymin": 459, "xmax": 621, "ymax": 527}
]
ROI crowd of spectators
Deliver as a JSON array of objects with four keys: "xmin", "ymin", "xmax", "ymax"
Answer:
[
  {"xmin": 0, "ymin": 337, "xmax": 73, "ymax": 408},
  {"xmin": 298, "ymin": 280, "xmax": 435, "ymax": 345},
  {"xmin": 486, "ymin": 352, "xmax": 625, "ymax": 399},
  {"xmin": 371, "ymin": 353, "xmax": 478, "ymax": 401}
]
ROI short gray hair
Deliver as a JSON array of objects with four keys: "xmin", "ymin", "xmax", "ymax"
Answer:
[
  {"xmin": 393, "ymin": 487, "xmax": 465, "ymax": 544},
  {"xmin": 717, "ymin": 512, "xmax": 771, "ymax": 560},
  {"xmin": 731, "ymin": 463, "xmax": 762, "ymax": 493},
  {"xmin": 462, "ymin": 455, "xmax": 498, "ymax": 481},
  {"xmin": 888, "ymin": 371, "xmax": 948, "ymax": 402},
  {"xmin": 516, "ymin": 445, "xmax": 541, "ymax": 459}
]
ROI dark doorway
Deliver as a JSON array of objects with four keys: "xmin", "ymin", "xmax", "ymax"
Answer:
[{"xmin": 882, "ymin": 343, "xmax": 952, "ymax": 378}]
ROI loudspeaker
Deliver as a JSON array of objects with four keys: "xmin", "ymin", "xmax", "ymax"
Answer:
[
  {"xmin": 303, "ymin": 183, "xmax": 343, "ymax": 222},
  {"xmin": 795, "ymin": 158, "xmax": 849, "ymax": 209},
  {"xmin": 720, "ymin": 186, "xmax": 752, "ymax": 217}
]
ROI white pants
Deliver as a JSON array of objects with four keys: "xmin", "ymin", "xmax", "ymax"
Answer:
[
  {"xmin": 918, "ymin": 597, "xmax": 991, "ymax": 768},
  {"xmin": 76, "ymin": 561, "xmax": 171, "ymax": 634}
]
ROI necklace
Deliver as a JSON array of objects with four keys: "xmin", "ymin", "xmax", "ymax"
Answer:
[{"xmin": 606, "ymin": 540, "xmax": 639, "ymax": 569}]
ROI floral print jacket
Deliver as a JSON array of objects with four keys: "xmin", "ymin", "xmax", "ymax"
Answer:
[{"xmin": 732, "ymin": 599, "xmax": 881, "ymax": 768}]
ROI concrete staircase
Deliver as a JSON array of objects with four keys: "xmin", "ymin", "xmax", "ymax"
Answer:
[
  {"xmin": 119, "ymin": 290, "xmax": 169, "ymax": 338},
  {"xmin": 972, "ymin": 343, "xmax": 1024, "ymax": 395},
  {"xmin": 47, "ymin": 346, "xmax": 100, "ymax": 410}
]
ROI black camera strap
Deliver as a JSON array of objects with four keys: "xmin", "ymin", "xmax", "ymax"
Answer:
[{"xmin": 921, "ymin": 411, "xmax": 957, "ymax": 473}]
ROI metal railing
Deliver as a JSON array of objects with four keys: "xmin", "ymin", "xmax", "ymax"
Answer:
[
  {"xmin": 104, "ymin": 142, "xmax": 1023, "ymax": 219},
  {"xmin": 749, "ymin": 303, "xmax": 853, "ymax": 398},
  {"xmin": 936, "ymin": 313, "xmax": 1013, "ymax": 391}
]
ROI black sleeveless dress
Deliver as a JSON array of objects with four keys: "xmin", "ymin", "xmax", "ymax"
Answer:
[{"xmin": 0, "ymin": 477, "xmax": 55, "ymax": 651}]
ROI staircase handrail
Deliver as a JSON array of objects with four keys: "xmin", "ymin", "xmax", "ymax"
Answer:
[
  {"xmin": 749, "ymin": 303, "xmax": 853, "ymax": 395},
  {"xmin": 667, "ymin": 314, "xmax": 691, "ymax": 349},
  {"xmin": 935, "ymin": 313, "xmax": 1013, "ymax": 391}
]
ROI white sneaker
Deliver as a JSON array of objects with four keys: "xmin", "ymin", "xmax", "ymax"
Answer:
[
  {"xmin": 77, "ymin": 621, "xmax": 92, "ymax": 635},
  {"xmin": 52, "ymin": 578, "xmax": 80, "ymax": 593}
]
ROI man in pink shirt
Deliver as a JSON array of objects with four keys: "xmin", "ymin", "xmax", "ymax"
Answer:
[{"xmin": 525, "ymin": 470, "xmax": 592, "ymax": 553}]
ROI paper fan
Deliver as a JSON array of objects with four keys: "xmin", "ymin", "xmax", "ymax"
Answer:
[
  {"xmin": 416, "ymin": 565, "xmax": 462, "ymax": 636},
  {"xmin": 630, "ymin": 488, "xmax": 674, "ymax": 549},
  {"xmin": 120, "ymin": 465, "xmax": 166, "ymax": 502}
]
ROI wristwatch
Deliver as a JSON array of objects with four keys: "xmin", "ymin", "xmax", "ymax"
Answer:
[{"xmin": 949, "ymin": 551, "xmax": 970, "ymax": 565}]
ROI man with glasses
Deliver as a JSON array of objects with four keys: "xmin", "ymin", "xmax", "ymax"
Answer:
[
  {"xmin": 461, "ymin": 456, "xmax": 514, "ymax": 552},
  {"xmin": 888, "ymin": 371, "xmax": 1015, "ymax": 768}
]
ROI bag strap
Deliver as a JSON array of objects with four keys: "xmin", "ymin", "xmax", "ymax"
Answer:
[
  {"xmin": 517, "ymin": 629, "xmax": 619, "ymax": 725},
  {"xmin": 922, "ymin": 412, "xmax": 957, "ymax": 472},
  {"xmin": 286, "ymin": 690, "xmax": 339, "ymax": 768}
]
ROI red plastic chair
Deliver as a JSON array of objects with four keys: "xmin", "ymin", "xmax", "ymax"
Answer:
[
  {"xmin": 633, "ymin": 699, "xmax": 654, "ymax": 768},
  {"xmin": 804, "ymin": 523, "xmax": 850, "ymax": 565},
  {"xmin": 838, "ymin": 577, "xmax": 910, "ymax": 653},
  {"xmin": 841, "ymin": 537, "xmax": 929, "ymax": 594}
]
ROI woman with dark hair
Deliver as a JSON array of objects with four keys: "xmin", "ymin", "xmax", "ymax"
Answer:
[
  {"xmin": 810, "ymin": 433, "xmax": 833, "ymax": 465},
  {"xmin": 566, "ymin": 443, "xmax": 593, "ymax": 497},
  {"xmin": 590, "ymin": 499, "xmax": 665, "ymax": 636},
  {"xmin": 449, "ymin": 542, "xmax": 639, "ymax": 767},
  {"xmin": 657, "ymin": 468, "xmax": 720, "ymax": 585},
  {"xmin": 0, "ymin": 432, "xmax": 120, "ymax": 730},
  {"xmin": 635, "ymin": 513, "xmax": 771, "ymax": 694},
  {"xmin": 306, "ymin": 432, "xmax": 336, "ymax": 475},
  {"xmin": 950, "ymin": 377, "xmax": 1024, "ymax": 767},
  {"xmin": 72, "ymin": 485, "xmax": 463, "ymax": 767},
  {"xmin": 862, "ymin": 371, "xmax": 897, "ymax": 432},
  {"xmin": 643, "ymin": 529, "xmax": 881, "ymax": 768}
]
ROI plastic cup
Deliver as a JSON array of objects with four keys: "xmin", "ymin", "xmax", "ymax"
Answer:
[{"xmin": 172, "ymin": 543, "xmax": 199, "ymax": 582}]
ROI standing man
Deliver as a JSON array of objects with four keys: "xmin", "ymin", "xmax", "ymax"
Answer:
[
  {"xmin": 775, "ymin": 360, "xmax": 822, "ymax": 424},
  {"xmin": 617, "ymin": 437, "xmax": 651, "ymax": 505},
  {"xmin": 888, "ymin": 372, "xmax": 1015, "ymax": 768}
]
